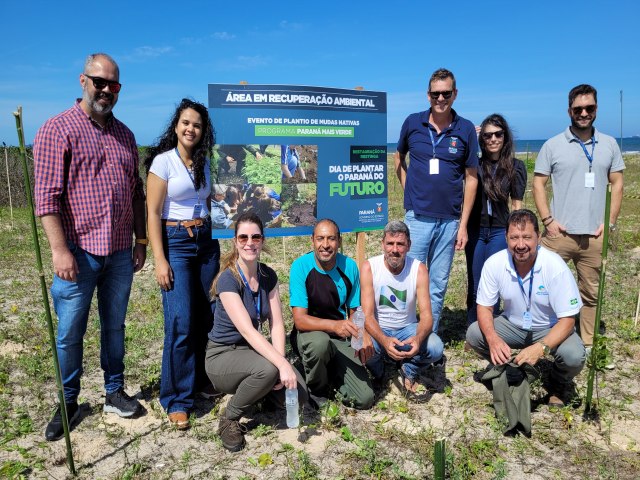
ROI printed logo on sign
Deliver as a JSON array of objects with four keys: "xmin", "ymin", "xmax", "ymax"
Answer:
[
  {"xmin": 570, "ymin": 298, "xmax": 578, "ymax": 305},
  {"xmin": 376, "ymin": 203, "xmax": 383, "ymax": 212}
]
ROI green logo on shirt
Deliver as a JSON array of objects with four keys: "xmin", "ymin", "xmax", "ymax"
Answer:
[
  {"xmin": 379, "ymin": 285, "xmax": 407, "ymax": 311},
  {"xmin": 570, "ymin": 298, "xmax": 578, "ymax": 305}
]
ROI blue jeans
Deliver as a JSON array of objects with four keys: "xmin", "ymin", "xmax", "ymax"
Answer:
[
  {"xmin": 465, "ymin": 226, "xmax": 506, "ymax": 325},
  {"xmin": 366, "ymin": 324, "xmax": 444, "ymax": 381},
  {"xmin": 51, "ymin": 243, "xmax": 134, "ymax": 403},
  {"xmin": 160, "ymin": 219, "xmax": 220, "ymax": 414},
  {"xmin": 404, "ymin": 210, "xmax": 459, "ymax": 332}
]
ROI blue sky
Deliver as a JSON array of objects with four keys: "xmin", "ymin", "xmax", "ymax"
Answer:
[{"xmin": 2, "ymin": 0, "xmax": 638, "ymax": 146}]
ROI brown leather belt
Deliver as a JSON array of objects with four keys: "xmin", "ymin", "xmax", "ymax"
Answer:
[{"xmin": 163, "ymin": 218, "xmax": 206, "ymax": 238}]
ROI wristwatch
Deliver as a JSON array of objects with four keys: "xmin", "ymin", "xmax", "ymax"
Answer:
[
  {"xmin": 538, "ymin": 341, "xmax": 550, "ymax": 356},
  {"xmin": 609, "ymin": 223, "xmax": 617, "ymax": 232},
  {"xmin": 135, "ymin": 238, "xmax": 149, "ymax": 246}
]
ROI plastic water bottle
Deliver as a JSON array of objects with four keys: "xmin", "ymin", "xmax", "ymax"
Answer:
[
  {"xmin": 351, "ymin": 306, "xmax": 365, "ymax": 350},
  {"xmin": 285, "ymin": 388, "xmax": 299, "ymax": 428}
]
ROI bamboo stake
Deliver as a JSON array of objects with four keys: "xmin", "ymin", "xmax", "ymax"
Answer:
[
  {"xmin": 3, "ymin": 142, "xmax": 14, "ymax": 228},
  {"xmin": 634, "ymin": 288, "xmax": 639, "ymax": 328},
  {"xmin": 434, "ymin": 437, "xmax": 446, "ymax": 480},
  {"xmin": 14, "ymin": 107, "xmax": 76, "ymax": 474},
  {"xmin": 584, "ymin": 183, "xmax": 612, "ymax": 417}
]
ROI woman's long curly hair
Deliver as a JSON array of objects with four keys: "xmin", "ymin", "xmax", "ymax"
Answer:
[
  {"xmin": 144, "ymin": 98, "xmax": 215, "ymax": 190},
  {"xmin": 479, "ymin": 113, "xmax": 515, "ymax": 203}
]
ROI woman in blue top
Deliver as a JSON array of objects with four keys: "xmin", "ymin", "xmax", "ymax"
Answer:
[
  {"xmin": 205, "ymin": 212, "xmax": 307, "ymax": 452},
  {"xmin": 145, "ymin": 99, "xmax": 220, "ymax": 430},
  {"xmin": 465, "ymin": 114, "xmax": 527, "ymax": 325}
]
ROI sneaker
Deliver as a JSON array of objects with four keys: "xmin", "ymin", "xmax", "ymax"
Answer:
[
  {"xmin": 548, "ymin": 394, "xmax": 565, "ymax": 408},
  {"xmin": 104, "ymin": 388, "xmax": 144, "ymax": 418},
  {"xmin": 218, "ymin": 417, "xmax": 246, "ymax": 452},
  {"xmin": 45, "ymin": 402, "xmax": 80, "ymax": 441},
  {"xmin": 548, "ymin": 383, "xmax": 580, "ymax": 408},
  {"xmin": 308, "ymin": 392, "xmax": 329, "ymax": 410},
  {"xmin": 432, "ymin": 354, "xmax": 447, "ymax": 369},
  {"xmin": 197, "ymin": 383, "xmax": 224, "ymax": 400}
]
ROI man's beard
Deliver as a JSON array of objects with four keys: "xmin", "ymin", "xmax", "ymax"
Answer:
[
  {"xmin": 571, "ymin": 115, "xmax": 595, "ymax": 134},
  {"xmin": 83, "ymin": 87, "xmax": 115, "ymax": 115}
]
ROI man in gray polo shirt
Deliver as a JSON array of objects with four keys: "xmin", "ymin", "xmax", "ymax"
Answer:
[{"xmin": 533, "ymin": 84, "xmax": 624, "ymax": 348}]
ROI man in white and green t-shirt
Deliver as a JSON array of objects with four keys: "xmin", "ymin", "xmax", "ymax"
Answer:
[{"xmin": 360, "ymin": 220, "xmax": 444, "ymax": 394}]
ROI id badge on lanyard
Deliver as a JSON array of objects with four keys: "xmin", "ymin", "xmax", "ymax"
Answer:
[
  {"xmin": 428, "ymin": 128, "xmax": 445, "ymax": 175},
  {"xmin": 192, "ymin": 203, "xmax": 203, "ymax": 218},
  {"xmin": 517, "ymin": 266, "xmax": 534, "ymax": 330},
  {"xmin": 576, "ymin": 136, "xmax": 596, "ymax": 189}
]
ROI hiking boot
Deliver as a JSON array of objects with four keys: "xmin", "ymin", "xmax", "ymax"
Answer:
[
  {"xmin": 45, "ymin": 402, "xmax": 80, "ymax": 441},
  {"xmin": 104, "ymin": 388, "xmax": 144, "ymax": 418},
  {"xmin": 218, "ymin": 417, "xmax": 246, "ymax": 452}
]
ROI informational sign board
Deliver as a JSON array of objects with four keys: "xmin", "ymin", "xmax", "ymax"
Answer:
[{"xmin": 208, "ymin": 84, "xmax": 387, "ymax": 239}]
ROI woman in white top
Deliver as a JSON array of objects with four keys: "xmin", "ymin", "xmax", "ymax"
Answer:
[{"xmin": 145, "ymin": 99, "xmax": 220, "ymax": 430}]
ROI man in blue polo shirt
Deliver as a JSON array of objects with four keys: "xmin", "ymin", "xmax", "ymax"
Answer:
[{"xmin": 395, "ymin": 68, "xmax": 479, "ymax": 333}]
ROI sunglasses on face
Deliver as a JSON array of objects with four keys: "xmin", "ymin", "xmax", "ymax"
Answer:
[
  {"xmin": 429, "ymin": 90, "xmax": 454, "ymax": 100},
  {"xmin": 571, "ymin": 104, "xmax": 596, "ymax": 116},
  {"xmin": 84, "ymin": 74, "xmax": 122, "ymax": 93},
  {"xmin": 236, "ymin": 233, "xmax": 264, "ymax": 245},
  {"xmin": 481, "ymin": 130, "xmax": 505, "ymax": 141}
]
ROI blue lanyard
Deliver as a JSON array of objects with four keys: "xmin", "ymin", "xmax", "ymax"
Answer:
[
  {"xmin": 428, "ymin": 128, "xmax": 446, "ymax": 159},
  {"xmin": 516, "ymin": 266, "xmax": 534, "ymax": 313},
  {"xmin": 574, "ymin": 135, "xmax": 596, "ymax": 172},
  {"xmin": 237, "ymin": 263, "xmax": 261, "ymax": 322},
  {"xmin": 175, "ymin": 148, "xmax": 201, "ymax": 202}
]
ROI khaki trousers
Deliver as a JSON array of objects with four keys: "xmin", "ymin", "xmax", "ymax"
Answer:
[{"xmin": 541, "ymin": 232, "xmax": 603, "ymax": 346}]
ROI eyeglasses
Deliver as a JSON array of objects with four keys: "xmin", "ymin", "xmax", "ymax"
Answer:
[
  {"xmin": 481, "ymin": 130, "xmax": 505, "ymax": 141},
  {"xmin": 236, "ymin": 233, "xmax": 264, "ymax": 245},
  {"xmin": 84, "ymin": 74, "xmax": 122, "ymax": 93},
  {"xmin": 429, "ymin": 90, "xmax": 454, "ymax": 100},
  {"xmin": 571, "ymin": 104, "xmax": 596, "ymax": 116}
]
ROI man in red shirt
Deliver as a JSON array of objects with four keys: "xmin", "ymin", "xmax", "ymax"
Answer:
[{"xmin": 34, "ymin": 53, "xmax": 147, "ymax": 441}]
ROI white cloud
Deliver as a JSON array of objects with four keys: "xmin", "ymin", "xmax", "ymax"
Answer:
[
  {"xmin": 213, "ymin": 32, "xmax": 236, "ymax": 40},
  {"xmin": 123, "ymin": 46, "xmax": 174, "ymax": 62},
  {"xmin": 217, "ymin": 55, "xmax": 270, "ymax": 70},
  {"xmin": 279, "ymin": 20, "xmax": 304, "ymax": 30}
]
